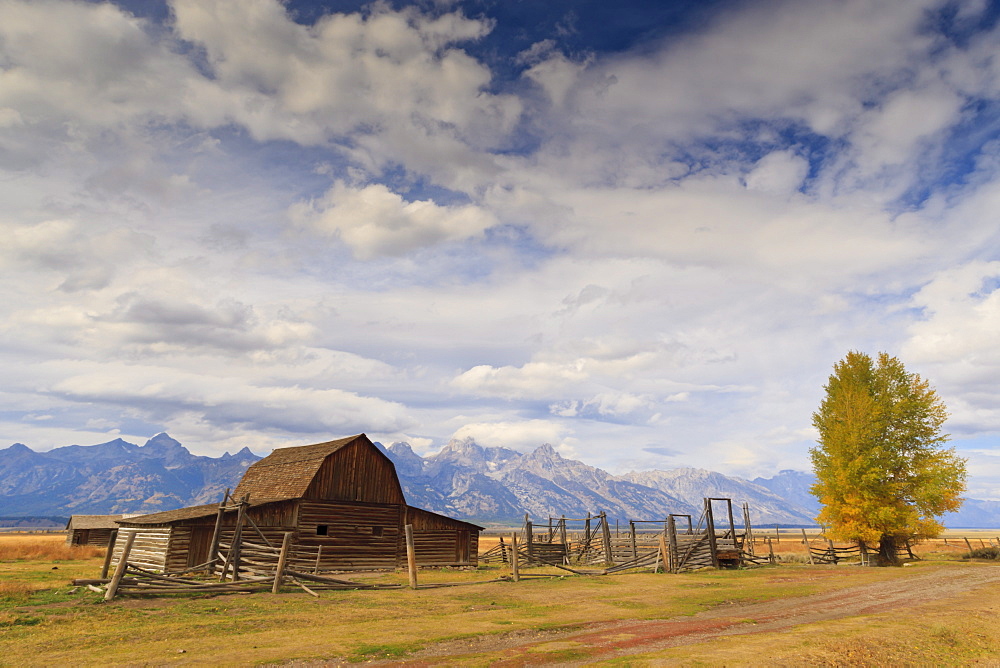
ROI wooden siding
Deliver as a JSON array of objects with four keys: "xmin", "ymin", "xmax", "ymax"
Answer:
[
  {"xmin": 165, "ymin": 525, "xmax": 293, "ymax": 572},
  {"xmin": 67, "ymin": 528, "xmax": 116, "ymax": 547},
  {"xmin": 303, "ymin": 440, "xmax": 405, "ymax": 504},
  {"xmin": 109, "ymin": 527, "xmax": 170, "ymax": 571},
  {"xmin": 295, "ymin": 500, "xmax": 401, "ymax": 570},
  {"xmin": 402, "ymin": 506, "xmax": 480, "ymax": 566},
  {"xmin": 408, "ymin": 530, "xmax": 478, "ymax": 566}
]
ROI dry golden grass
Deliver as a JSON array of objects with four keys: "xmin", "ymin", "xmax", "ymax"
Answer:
[
  {"xmin": 0, "ymin": 534, "xmax": 104, "ymax": 561},
  {"xmin": 0, "ymin": 581, "xmax": 33, "ymax": 598},
  {"xmin": 2, "ymin": 530, "xmax": 998, "ymax": 666}
]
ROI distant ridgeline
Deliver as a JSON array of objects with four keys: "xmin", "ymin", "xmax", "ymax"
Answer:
[
  {"xmin": 1, "ymin": 434, "xmax": 996, "ymax": 527},
  {"xmin": 0, "ymin": 516, "xmax": 68, "ymax": 528}
]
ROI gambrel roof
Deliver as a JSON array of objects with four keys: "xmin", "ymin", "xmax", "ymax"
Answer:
[{"xmin": 231, "ymin": 433, "xmax": 403, "ymax": 503}]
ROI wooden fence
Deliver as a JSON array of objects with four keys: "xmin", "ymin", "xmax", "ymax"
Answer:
[{"xmin": 480, "ymin": 498, "xmax": 772, "ymax": 574}]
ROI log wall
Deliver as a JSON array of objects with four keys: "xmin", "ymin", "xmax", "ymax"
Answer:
[
  {"xmin": 68, "ymin": 528, "xmax": 116, "ymax": 547},
  {"xmin": 109, "ymin": 527, "xmax": 170, "ymax": 571},
  {"xmin": 295, "ymin": 500, "xmax": 402, "ymax": 570},
  {"xmin": 404, "ymin": 506, "xmax": 479, "ymax": 566}
]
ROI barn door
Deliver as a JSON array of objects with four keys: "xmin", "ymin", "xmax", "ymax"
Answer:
[
  {"xmin": 456, "ymin": 530, "xmax": 470, "ymax": 564},
  {"xmin": 187, "ymin": 527, "xmax": 214, "ymax": 567}
]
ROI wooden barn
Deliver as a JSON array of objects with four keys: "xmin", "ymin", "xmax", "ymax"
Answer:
[
  {"xmin": 65, "ymin": 515, "xmax": 123, "ymax": 547},
  {"xmin": 109, "ymin": 434, "xmax": 480, "ymax": 573}
]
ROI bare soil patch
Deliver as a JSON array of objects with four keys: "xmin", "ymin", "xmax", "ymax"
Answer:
[{"xmin": 387, "ymin": 563, "xmax": 1000, "ymax": 665}]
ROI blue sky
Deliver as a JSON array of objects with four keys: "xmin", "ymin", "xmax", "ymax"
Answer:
[{"xmin": 2, "ymin": 0, "xmax": 999, "ymax": 499}]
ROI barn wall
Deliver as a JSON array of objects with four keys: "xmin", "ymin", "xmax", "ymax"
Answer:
[
  {"xmin": 295, "ymin": 500, "xmax": 401, "ymax": 570},
  {"xmin": 164, "ymin": 502, "xmax": 299, "ymax": 572},
  {"xmin": 304, "ymin": 441, "xmax": 405, "ymax": 504},
  {"xmin": 67, "ymin": 528, "xmax": 117, "ymax": 547},
  {"xmin": 165, "ymin": 525, "xmax": 294, "ymax": 572},
  {"xmin": 109, "ymin": 526, "xmax": 170, "ymax": 571},
  {"xmin": 403, "ymin": 506, "xmax": 480, "ymax": 567}
]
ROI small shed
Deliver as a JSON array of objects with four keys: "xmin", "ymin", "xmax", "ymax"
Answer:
[
  {"xmin": 110, "ymin": 434, "xmax": 481, "ymax": 572},
  {"xmin": 65, "ymin": 515, "xmax": 123, "ymax": 546}
]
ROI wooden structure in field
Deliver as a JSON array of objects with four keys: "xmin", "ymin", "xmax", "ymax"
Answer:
[
  {"xmin": 483, "ymin": 498, "xmax": 767, "ymax": 573},
  {"xmin": 65, "ymin": 515, "xmax": 123, "ymax": 547},
  {"xmin": 109, "ymin": 434, "xmax": 480, "ymax": 573}
]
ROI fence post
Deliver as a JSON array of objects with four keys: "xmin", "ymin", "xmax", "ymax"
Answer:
[
  {"xmin": 100, "ymin": 529, "xmax": 118, "ymax": 579},
  {"xmin": 964, "ymin": 537, "xmax": 974, "ymax": 553},
  {"xmin": 600, "ymin": 512, "xmax": 613, "ymax": 566},
  {"xmin": 705, "ymin": 499, "xmax": 720, "ymax": 569},
  {"xmin": 657, "ymin": 530, "xmax": 668, "ymax": 574},
  {"xmin": 405, "ymin": 524, "xmax": 418, "ymax": 590},
  {"xmin": 272, "ymin": 531, "xmax": 293, "ymax": 594},
  {"xmin": 207, "ymin": 494, "xmax": 227, "ymax": 577},
  {"xmin": 802, "ymin": 528, "xmax": 814, "ymax": 565},
  {"xmin": 314, "ymin": 545, "xmax": 323, "ymax": 574},
  {"xmin": 667, "ymin": 515, "xmax": 678, "ymax": 573},
  {"xmin": 510, "ymin": 532, "xmax": 520, "ymax": 582},
  {"xmin": 630, "ymin": 521, "xmax": 638, "ymax": 560},
  {"xmin": 104, "ymin": 531, "xmax": 136, "ymax": 602}
]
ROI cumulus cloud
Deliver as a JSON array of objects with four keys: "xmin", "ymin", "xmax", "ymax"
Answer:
[
  {"xmin": 48, "ymin": 363, "xmax": 414, "ymax": 436},
  {"xmin": 449, "ymin": 419, "xmax": 574, "ymax": 453},
  {"xmin": 744, "ymin": 151, "xmax": 810, "ymax": 194},
  {"xmin": 2, "ymin": 0, "xmax": 1000, "ymax": 500},
  {"xmin": 291, "ymin": 181, "xmax": 497, "ymax": 258}
]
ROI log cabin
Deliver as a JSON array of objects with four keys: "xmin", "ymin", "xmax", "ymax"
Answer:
[
  {"xmin": 65, "ymin": 514, "xmax": 123, "ymax": 547},
  {"xmin": 109, "ymin": 434, "xmax": 480, "ymax": 573}
]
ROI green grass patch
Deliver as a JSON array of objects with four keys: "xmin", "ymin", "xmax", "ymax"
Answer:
[{"xmin": 347, "ymin": 641, "xmax": 420, "ymax": 662}]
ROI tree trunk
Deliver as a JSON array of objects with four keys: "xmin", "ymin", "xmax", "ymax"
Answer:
[{"xmin": 877, "ymin": 534, "xmax": 901, "ymax": 566}]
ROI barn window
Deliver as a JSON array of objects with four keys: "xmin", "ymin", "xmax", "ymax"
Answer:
[
  {"xmin": 316, "ymin": 525, "xmax": 328, "ymax": 536},
  {"xmin": 372, "ymin": 526, "xmax": 384, "ymax": 538}
]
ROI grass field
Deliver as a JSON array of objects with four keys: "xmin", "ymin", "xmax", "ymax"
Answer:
[{"xmin": 1, "ymin": 532, "xmax": 998, "ymax": 666}]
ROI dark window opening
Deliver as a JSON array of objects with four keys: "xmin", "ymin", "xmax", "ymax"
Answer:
[
  {"xmin": 316, "ymin": 525, "xmax": 328, "ymax": 536},
  {"xmin": 372, "ymin": 526, "xmax": 383, "ymax": 538}
]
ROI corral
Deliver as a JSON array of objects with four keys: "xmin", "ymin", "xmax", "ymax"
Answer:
[{"xmin": 481, "ymin": 497, "xmax": 771, "ymax": 573}]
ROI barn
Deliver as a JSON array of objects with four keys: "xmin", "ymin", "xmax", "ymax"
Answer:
[
  {"xmin": 109, "ymin": 434, "xmax": 480, "ymax": 573},
  {"xmin": 65, "ymin": 515, "xmax": 123, "ymax": 547}
]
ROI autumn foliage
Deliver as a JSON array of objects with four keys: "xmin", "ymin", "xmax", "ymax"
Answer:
[{"xmin": 810, "ymin": 351, "xmax": 966, "ymax": 565}]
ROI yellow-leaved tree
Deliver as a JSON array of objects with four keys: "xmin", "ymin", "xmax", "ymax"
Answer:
[{"xmin": 810, "ymin": 351, "xmax": 966, "ymax": 565}]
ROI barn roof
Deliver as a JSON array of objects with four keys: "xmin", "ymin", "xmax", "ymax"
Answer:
[
  {"xmin": 232, "ymin": 434, "xmax": 378, "ymax": 501},
  {"xmin": 66, "ymin": 514, "xmax": 123, "ymax": 530},
  {"xmin": 117, "ymin": 499, "xmax": 286, "ymax": 526},
  {"xmin": 407, "ymin": 505, "xmax": 484, "ymax": 531}
]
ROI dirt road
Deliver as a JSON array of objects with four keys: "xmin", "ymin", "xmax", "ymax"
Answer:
[{"xmin": 389, "ymin": 564, "xmax": 1000, "ymax": 665}]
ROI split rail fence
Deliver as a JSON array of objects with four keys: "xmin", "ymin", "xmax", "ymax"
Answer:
[{"xmin": 480, "ymin": 497, "xmax": 772, "ymax": 574}]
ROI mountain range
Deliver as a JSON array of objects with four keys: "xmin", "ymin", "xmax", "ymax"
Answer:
[{"xmin": 1, "ymin": 434, "xmax": 996, "ymax": 527}]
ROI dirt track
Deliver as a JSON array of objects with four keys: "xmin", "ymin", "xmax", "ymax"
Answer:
[{"xmin": 388, "ymin": 563, "xmax": 1000, "ymax": 665}]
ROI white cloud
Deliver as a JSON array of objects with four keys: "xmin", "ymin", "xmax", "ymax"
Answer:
[
  {"xmin": 0, "ymin": 0, "xmax": 998, "ymax": 498},
  {"xmin": 291, "ymin": 181, "xmax": 497, "ymax": 258},
  {"xmin": 744, "ymin": 150, "xmax": 809, "ymax": 195},
  {"xmin": 450, "ymin": 419, "xmax": 574, "ymax": 453}
]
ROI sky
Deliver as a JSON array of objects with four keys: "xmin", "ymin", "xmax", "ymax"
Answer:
[{"xmin": 2, "ymin": 0, "xmax": 1000, "ymax": 499}]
